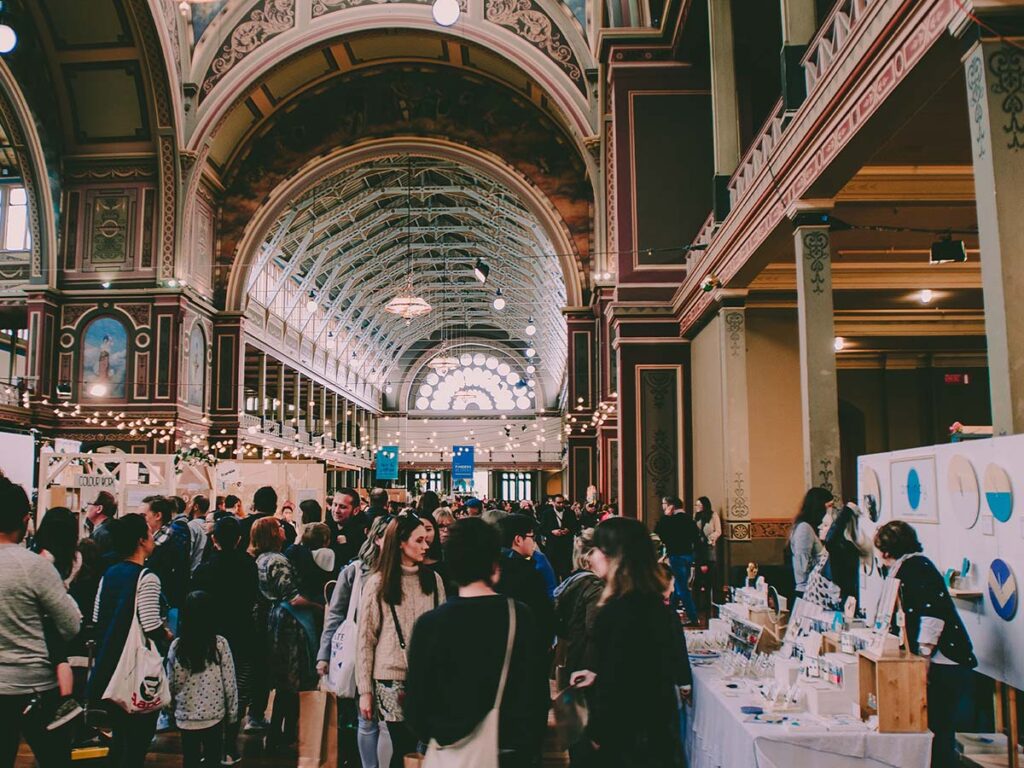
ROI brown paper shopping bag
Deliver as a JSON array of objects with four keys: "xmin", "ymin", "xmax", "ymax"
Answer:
[{"xmin": 299, "ymin": 689, "xmax": 338, "ymax": 768}]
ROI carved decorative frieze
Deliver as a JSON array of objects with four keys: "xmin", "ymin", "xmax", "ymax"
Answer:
[
  {"xmin": 202, "ymin": 0, "xmax": 296, "ymax": 98},
  {"xmin": 485, "ymin": 0, "xmax": 584, "ymax": 90},
  {"xmin": 62, "ymin": 304, "xmax": 96, "ymax": 329}
]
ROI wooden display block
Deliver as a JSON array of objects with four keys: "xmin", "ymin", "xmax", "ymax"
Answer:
[{"xmin": 857, "ymin": 650, "xmax": 929, "ymax": 733}]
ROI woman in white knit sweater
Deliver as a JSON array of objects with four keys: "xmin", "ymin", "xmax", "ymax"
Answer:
[{"xmin": 357, "ymin": 512, "xmax": 445, "ymax": 768}]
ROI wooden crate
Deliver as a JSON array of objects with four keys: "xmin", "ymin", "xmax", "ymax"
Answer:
[{"xmin": 857, "ymin": 649, "xmax": 929, "ymax": 733}]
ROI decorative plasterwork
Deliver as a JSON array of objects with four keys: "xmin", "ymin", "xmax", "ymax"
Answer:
[
  {"xmin": 485, "ymin": 0, "xmax": 584, "ymax": 91},
  {"xmin": 988, "ymin": 44, "xmax": 1024, "ymax": 151},
  {"xmin": 313, "ymin": 0, "xmax": 466, "ymax": 15},
  {"xmin": 62, "ymin": 304, "xmax": 96, "ymax": 329},
  {"xmin": 201, "ymin": 0, "xmax": 296, "ymax": 99}
]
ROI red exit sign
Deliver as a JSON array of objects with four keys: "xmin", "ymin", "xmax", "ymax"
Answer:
[{"xmin": 944, "ymin": 373, "xmax": 971, "ymax": 385}]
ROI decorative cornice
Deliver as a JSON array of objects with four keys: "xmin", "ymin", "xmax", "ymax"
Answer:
[{"xmin": 749, "ymin": 261, "xmax": 982, "ymax": 291}]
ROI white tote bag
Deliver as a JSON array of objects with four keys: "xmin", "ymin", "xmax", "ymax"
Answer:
[
  {"xmin": 327, "ymin": 567, "xmax": 362, "ymax": 698},
  {"xmin": 102, "ymin": 570, "xmax": 171, "ymax": 714},
  {"xmin": 423, "ymin": 599, "xmax": 516, "ymax": 768}
]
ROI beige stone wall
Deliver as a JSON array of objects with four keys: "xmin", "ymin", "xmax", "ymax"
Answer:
[
  {"xmin": 746, "ymin": 309, "xmax": 804, "ymax": 521},
  {"xmin": 691, "ymin": 314, "xmax": 725, "ymax": 511}
]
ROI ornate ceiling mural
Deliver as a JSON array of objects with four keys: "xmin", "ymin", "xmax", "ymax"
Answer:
[{"xmin": 218, "ymin": 64, "xmax": 593, "ymax": 288}]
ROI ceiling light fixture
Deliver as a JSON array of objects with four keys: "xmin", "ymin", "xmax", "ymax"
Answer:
[
  {"xmin": 525, "ymin": 317, "xmax": 536, "ymax": 336},
  {"xmin": 0, "ymin": 2, "xmax": 17, "ymax": 54},
  {"xmin": 833, "ymin": 336, "xmax": 845, "ymax": 352},
  {"xmin": 929, "ymin": 237, "xmax": 967, "ymax": 264},
  {"xmin": 473, "ymin": 258, "xmax": 490, "ymax": 284},
  {"xmin": 385, "ymin": 155, "xmax": 433, "ymax": 319},
  {"xmin": 177, "ymin": 0, "xmax": 217, "ymax": 17},
  {"xmin": 919, "ymin": 289, "xmax": 933, "ymax": 304},
  {"xmin": 493, "ymin": 289, "xmax": 506, "ymax": 311},
  {"xmin": 305, "ymin": 291, "xmax": 318, "ymax": 313},
  {"xmin": 525, "ymin": 347, "xmax": 535, "ymax": 358},
  {"xmin": 431, "ymin": 0, "xmax": 460, "ymax": 26}
]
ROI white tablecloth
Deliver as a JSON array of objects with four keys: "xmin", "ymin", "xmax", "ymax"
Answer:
[{"xmin": 685, "ymin": 665, "xmax": 932, "ymax": 768}]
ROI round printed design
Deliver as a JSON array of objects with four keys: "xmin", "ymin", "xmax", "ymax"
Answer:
[
  {"xmin": 988, "ymin": 559, "xmax": 1018, "ymax": 621},
  {"xmin": 861, "ymin": 466, "xmax": 882, "ymax": 522},
  {"xmin": 906, "ymin": 468, "xmax": 922, "ymax": 511},
  {"xmin": 983, "ymin": 463, "xmax": 1014, "ymax": 523},
  {"xmin": 947, "ymin": 454, "xmax": 980, "ymax": 529}
]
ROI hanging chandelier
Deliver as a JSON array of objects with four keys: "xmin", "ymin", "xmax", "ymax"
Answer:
[
  {"xmin": 452, "ymin": 390, "xmax": 477, "ymax": 405},
  {"xmin": 428, "ymin": 350, "xmax": 460, "ymax": 376},
  {"xmin": 384, "ymin": 156, "xmax": 432, "ymax": 320}
]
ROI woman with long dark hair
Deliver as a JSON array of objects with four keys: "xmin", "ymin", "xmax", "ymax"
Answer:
[
  {"xmin": 416, "ymin": 491, "xmax": 441, "ymax": 520},
  {"xmin": 693, "ymin": 496, "xmax": 721, "ymax": 611},
  {"xmin": 789, "ymin": 487, "xmax": 833, "ymax": 599},
  {"xmin": 357, "ymin": 513, "xmax": 445, "ymax": 767},
  {"xmin": 167, "ymin": 590, "xmax": 238, "ymax": 768},
  {"xmin": 34, "ymin": 507, "xmax": 81, "ymax": 584},
  {"xmin": 571, "ymin": 517, "xmax": 690, "ymax": 768}
]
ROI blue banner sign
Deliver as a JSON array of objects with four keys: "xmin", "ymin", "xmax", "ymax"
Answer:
[
  {"xmin": 375, "ymin": 445, "xmax": 399, "ymax": 480},
  {"xmin": 452, "ymin": 445, "xmax": 475, "ymax": 481}
]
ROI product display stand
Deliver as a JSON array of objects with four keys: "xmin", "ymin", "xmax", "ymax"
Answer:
[
  {"xmin": 993, "ymin": 681, "xmax": 1020, "ymax": 768},
  {"xmin": 857, "ymin": 649, "xmax": 928, "ymax": 733}
]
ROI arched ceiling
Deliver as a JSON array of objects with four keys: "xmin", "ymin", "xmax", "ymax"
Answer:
[{"xmin": 247, "ymin": 153, "xmax": 567, "ymax": 407}]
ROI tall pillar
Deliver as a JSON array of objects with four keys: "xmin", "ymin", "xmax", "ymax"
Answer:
[
  {"xmin": 210, "ymin": 313, "xmax": 245, "ymax": 437},
  {"xmin": 718, "ymin": 304, "xmax": 753, "ymax": 530},
  {"xmin": 793, "ymin": 213, "xmax": 842, "ymax": 495},
  {"xmin": 964, "ymin": 38, "xmax": 1024, "ymax": 435},
  {"xmin": 709, "ymin": 0, "xmax": 740, "ymax": 220},
  {"xmin": 331, "ymin": 392, "xmax": 339, "ymax": 443},
  {"xmin": 565, "ymin": 308, "xmax": 597, "ymax": 502},
  {"xmin": 779, "ymin": 0, "xmax": 817, "ymax": 110},
  {"xmin": 319, "ymin": 387, "xmax": 327, "ymax": 438},
  {"xmin": 305, "ymin": 378, "xmax": 315, "ymax": 435},
  {"xmin": 25, "ymin": 289, "xmax": 58, "ymax": 401},
  {"xmin": 292, "ymin": 371, "xmax": 302, "ymax": 428},
  {"xmin": 275, "ymin": 361, "xmax": 285, "ymax": 424},
  {"xmin": 257, "ymin": 351, "xmax": 267, "ymax": 422}
]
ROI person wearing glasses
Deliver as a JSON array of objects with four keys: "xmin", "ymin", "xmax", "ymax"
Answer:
[{"xmin": 496, "ymin": 514, "xmax": 555, "ymax": 654}]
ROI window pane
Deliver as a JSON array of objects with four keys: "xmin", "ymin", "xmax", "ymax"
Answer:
[
  {"xmin": 4, "ymin": 191, "xmax": 28, "ymax": 251},
  {"xmin": 9, "ymin": 187, "xmax": 26, "ymax": 205}
]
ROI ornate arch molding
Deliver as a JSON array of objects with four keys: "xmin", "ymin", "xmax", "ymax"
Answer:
[
  {"xmin": 0, "ymin": 61, "xmax": 57, "ymax": 287},
  {"xmin": 224, "ymin": 137, "xmax": 584, "ymax": 312},
  {"xmin": 187, "ymin": 4, "xmax": 595, "ymax": 148}
]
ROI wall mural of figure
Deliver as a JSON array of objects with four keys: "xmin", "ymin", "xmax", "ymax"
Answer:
[
  {"xmin": 82, "ymin": 316, "xmax": 128, "ymax": 399},
  {"xmin": 186, "ymin": 324, "xmax": 206, "ymax": 407}
]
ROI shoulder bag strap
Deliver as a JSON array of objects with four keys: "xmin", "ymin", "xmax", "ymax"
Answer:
[
  {"xmin": 433, "ymin": 570, "xmax": 441, "ymax": 608},
  {"xmin": 389, "ymin": 601, "xmax": 407, "ymax": 651},
  {"xmin": 347, "ymin": 568, "xmax": 363, "ymax": 623},
  {"xmin": 492, "ymin": 598, "xmax": 517, "ymax": 710}
]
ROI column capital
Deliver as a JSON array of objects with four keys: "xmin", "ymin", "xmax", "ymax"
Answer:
[{"xmin": 788, "ymin": 199, "xmax": 836, "ymax": 224}]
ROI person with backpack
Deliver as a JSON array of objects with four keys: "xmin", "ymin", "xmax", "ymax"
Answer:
[
  {"xmin": 356, "ymin": 514, "xmax": 445, "ymax": 767},
  {"xmin": 167, "ymin": 590, "xmax": 239, "ymax": 768},
  {"xmin": 405, "ymin": 517, "xmax": 549, "ymax": 767},
  {"xmin": 89, "ymin": 514, "xmax": 171, "ymax": 767},
  {"xmin": 141, "ymin": 495, "xmax": 190, "ymax": 631}
]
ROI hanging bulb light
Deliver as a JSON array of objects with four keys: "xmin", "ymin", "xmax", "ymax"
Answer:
[
  {"xmin": 525, "ymin": 317, "xmax": 536, "ymax": 336},
  {"xmin": 305, "ymin": 291, "xmax": 318, "ymax": 313},
  {"xmin": 493, "ymin": 289, "xmax": 506, "ymax": 311},
  {"xmin": 525, "ymin": 347, "xmax": 535, "ymax": 358},
  {"xmin": 473, "ymin": 257, "xmax": 490, "ymax": 284},
  {"xmin": 431, "ymin": 0, "xmax": 460, "ymax": 26}
]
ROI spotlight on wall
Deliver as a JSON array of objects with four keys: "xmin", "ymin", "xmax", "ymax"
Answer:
[
  {"xmin": 833, "ymin": 336, "xmax": 846, "ymax": 352},
  {"xmin": 473, "ymin": 258, "xmax": 490, "ymax": 284},
  {"xmin": 930, "ymin": 237, "xmax": 967, "ymax": 264},
  {"xmin": 919, "ymin": 289, "xmax": 933, "ymax": 304},
  {"xmin": 431, "ymin": 0, "xmax": 460, "ymax": 26},
  {"xmin": 101, "ymin": 281, "xmax": 112, "ymax": 289},
  {"xmin": 525, "ymin": 317, "xmax": 536, "ymax": 336},
  {"xmin": 0, "ymin": 2, "xmax": 17, "ymax": 55},
  {"xmin": 492, "ymin": 289, "xmax": 505, "ymax": 311},
  {"xmin": 88, "ymin": 382, "xmax": 109, "ymax": 398},
  {"xmin": 56, "ymin": 381, "xmax": 71, "ymax": 398},
  {"xmin": 305, "ymin": 291, "xmax": 318, "ymax": 313}
]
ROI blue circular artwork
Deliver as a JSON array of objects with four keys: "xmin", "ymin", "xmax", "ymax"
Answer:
[
  {"xmin": 984, "ymin": 464, "xmax": 1014, "ymax": 523},
  {"xmin": 988, "ymin": 559, "xmax": 1018, "ymax": 621},
  {"xmin": 907, "ymin": 468, "xmax": 922, "ymax": 510}
]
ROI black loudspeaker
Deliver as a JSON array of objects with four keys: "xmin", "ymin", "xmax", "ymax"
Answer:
[{"xmin": 930, "ymin": 239, "xmax": 967, "ymax": 264}]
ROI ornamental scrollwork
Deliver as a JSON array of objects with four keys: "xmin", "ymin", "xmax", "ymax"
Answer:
[
  {"xmin": 988, "ymin": 45, "xmax": 1024, "ymax": 151},
  {"xmin": 485, "ymin": 0, "xmax": 583, "ymax": 88},
  {"xmin": 724, "ymin": 311, "xmax": 744, "ymax": 358},
  {"xmin": 730, "ymin": 470, "xmax": 750, "ymax": 519},
  {"xmin": 801, "ymin": 230, "xmax": 830, "ymax": 295},
  {"xmin": 202, "ymin": 0, "xmax": 295, "ymax": 98},
  {"xmin": 966, "ymin": 51, "xmax": 986, "ymax": 159}
]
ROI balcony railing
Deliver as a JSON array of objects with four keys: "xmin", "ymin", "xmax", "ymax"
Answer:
[
  {"xmin": 802, "ymin": 0, "xmax": 878, "ymax": 95},
  {"xmin": 727, "ymin": 98, "xmax": 788, "ymax": 204}
]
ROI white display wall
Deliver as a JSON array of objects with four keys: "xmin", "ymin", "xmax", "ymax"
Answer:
[{"xmin": 858, "ymin": 434, "xmax": 1024, "ymax": 689}]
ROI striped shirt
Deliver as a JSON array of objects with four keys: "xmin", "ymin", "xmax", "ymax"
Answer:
[{"xmin": 93, "ymin": 570, "xmax": 163, "ymax": 632}]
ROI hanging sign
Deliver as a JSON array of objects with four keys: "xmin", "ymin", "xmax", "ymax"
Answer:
[
  {"xmin": 452, "ymin": 445, "xmax": 475, "ymax": 481},
  {"xmin": 375, "ymin": 446, "xmax": 399, "ymax": 481},
  {"xmin": 75, "ymin": 475, "xmax": 116, "ymax": 489}
]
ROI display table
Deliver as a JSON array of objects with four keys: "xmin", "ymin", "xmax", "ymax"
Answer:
[{"xmin": 685, "ymin": 665, "xmax": 932, "ymax": 768}]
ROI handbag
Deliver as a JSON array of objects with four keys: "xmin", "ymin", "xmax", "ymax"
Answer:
[
  {"xmin": 423, "ymin": 598, "xmax": 516, "ymax": 768},
  {"xmin": 327, "ymin": 568, "xmax": 362, "ymax": 698},
  {"xmin": 551, "ymin": 685, "xmax": 588, "ymax": 749},
  {"xmin": 101, "ymin": 569, "xmax": 171, "ymax": 714},
  {"xmin": 298, "ymin": 688, "xmax": 338, "ymax": 768}
]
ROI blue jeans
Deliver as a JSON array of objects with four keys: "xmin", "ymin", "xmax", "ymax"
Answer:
[
  {"xmin": 358, "ymin": 712, "xmax": 381, "ymax": 768},
  {"xmin": 668, "ymin": 555, "xmax": 698, "ymax": 622}
]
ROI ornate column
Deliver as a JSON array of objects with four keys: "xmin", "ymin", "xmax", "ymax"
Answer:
[
  {"xmin": 210, "ymin": 313, "xmax": 244, "ymax": 437},
  {"xmin": 257, "ymin": 351, "xmax": 267, "ymax": 423},
  {"xmin": 565, "ymin": 307, "xmax": 598, "ymax": 501},
  {"xmin": 779, "ymin": 0, "xmax": 817, "ymax": 110},
  {"xmin": 25, "ymin": 289, "xmax": 59, "ymax": 401},
  {"xmin": 793, "ymin": 212, "xmax": 842, "ymax": 495},
  {"xmin": 275, "ymin": 360, "xmax": 285, "ymax": 424},
  {"xmin": 964, "ymin": 38, "xmax": 1024, "ymax": 435},
  {"xmin": 709, "ymin": 0, "xmax": 741, "ymax": 220},
  {"xmin": 718, "ymin": 304, "xmax": 753, "ymax": 537}
]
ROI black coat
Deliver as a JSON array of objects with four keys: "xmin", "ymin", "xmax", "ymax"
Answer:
[
  {"xmin": 892, "ymin": 555, "xmax": 977, "ymax": 667},
  {"xmin": 496, "ymin": 549, "xmax": 555, "ymax": 648},
  {"xmin": 193, "ymin": 548, "xmax": 260, "ymax": 661},
  {"xmin": 587, "ymin": 592, "xmax": 690, "ymax": 767},
  {"xmin": 554, "ymin": 570, "xmax": 603, "ymax": 674}
]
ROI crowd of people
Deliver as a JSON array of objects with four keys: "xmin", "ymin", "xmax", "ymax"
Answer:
[{"xmin": 1, "ymin": 481, "xmax": 711, "ymax": 768}]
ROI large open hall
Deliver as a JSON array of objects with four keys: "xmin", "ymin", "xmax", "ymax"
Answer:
[{"xmin": 2, "ymin": 0, "xmax": 1024, "ymax": 767}]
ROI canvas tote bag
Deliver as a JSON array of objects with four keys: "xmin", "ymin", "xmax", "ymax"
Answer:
[
  {"xmin": 327, "ymin": 567, "xmax": 363, "ymax": 698},
  {"xmin": 101, "ymin": 569, "xmax": 171, "ymax": 714},
  {"xmin": 423, "ymin": 598, "xmax": 516, "ymax": 768}
]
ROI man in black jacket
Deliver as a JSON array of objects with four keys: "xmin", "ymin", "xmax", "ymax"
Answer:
[
  {"xmin": 654, "ymin": 496, "xmax": 701, "ymax": 623},
  {"xmin": 238, "ymin": 485, "xmax": 278, "ymax": 553},
  {"xmin": 326, "ymin": 487, "xmax": 369, "ymax": 573},
  {"xmin": 405, "ymin": 517, "xmax": 549, "ymax": 765},
  {"xmin": 496, "ymin": 514, "xmax": 555, "ymax": 651},
  {"xmin": 539, "ymin": 494, "xmax": 578, "ymax": 581}
]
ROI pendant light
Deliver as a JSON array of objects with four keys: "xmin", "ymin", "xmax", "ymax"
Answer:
[{"xmin": 385, "ymin": 156, "xmax": 432, "ymax": 320}]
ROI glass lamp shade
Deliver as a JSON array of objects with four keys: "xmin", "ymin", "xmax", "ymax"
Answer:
[{"xmin": 384, "ymin": 293, "xmax": 433, "ymax": 319}]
